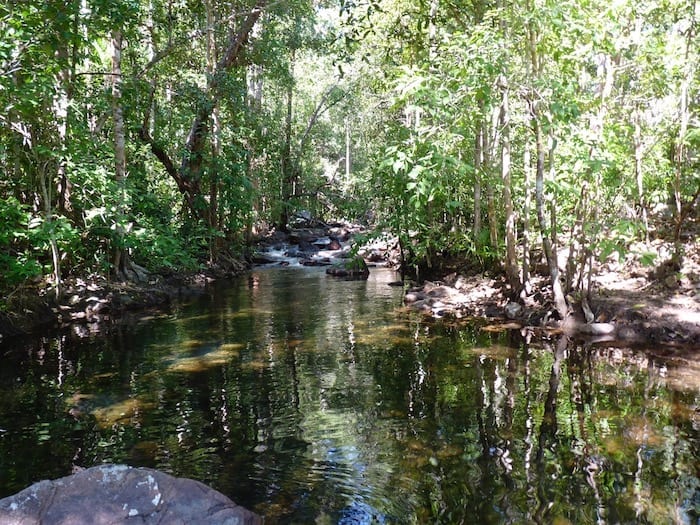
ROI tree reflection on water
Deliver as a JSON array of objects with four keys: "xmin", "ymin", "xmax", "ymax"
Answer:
[{"xmin": 0, "ymin": 268, "xmax": 698, "ymax": 524}]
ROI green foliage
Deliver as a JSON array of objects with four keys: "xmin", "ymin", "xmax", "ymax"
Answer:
[
  {"xmin": 0, "ymin": 198, "xmax": 41, "ymax": 289},
  {"xmin": 130, "ymin": 224, "xmax": 202, "ymax": 273},
  {"xmin": 1, "ymin": 0, "xmax": 699, "ymax": 296}
]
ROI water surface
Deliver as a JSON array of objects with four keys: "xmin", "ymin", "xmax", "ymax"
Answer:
[{"xmin": 0, "ymin": 268, "xmax": 698, "ymax": 523}]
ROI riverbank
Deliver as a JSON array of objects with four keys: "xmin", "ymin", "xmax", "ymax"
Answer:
[
  {"xmin": 0, "ymin": 220, "xmax": 362, "ymax": 342},
  {"xmin": 402, "ymin": 237, "xmax": 700, "ymax": 349},
  {"xmin": 2, "ymin": 223, "xmax": 698, "ymax": 349},
  {"xmin": 0, "ymin": 259, "xmax": 249, "ymax": 343}
]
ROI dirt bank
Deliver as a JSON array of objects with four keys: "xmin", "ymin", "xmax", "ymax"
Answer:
[
  {"xmin": 0, "ymin": 261, "xmax": 248, "ymax": 343},
  {"xmin": 402, "ymin": 238, "xmax": 700, "ymax": 349}
]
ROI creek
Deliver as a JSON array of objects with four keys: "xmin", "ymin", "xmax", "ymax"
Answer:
[{"xmin": 0, "ymin": 267, "xmax": 698, "ymax": 523}]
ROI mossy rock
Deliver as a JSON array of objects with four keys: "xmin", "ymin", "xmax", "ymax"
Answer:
[{"xmin": 326, "ymin": 256, "xmax": 369, "ymax": 279}]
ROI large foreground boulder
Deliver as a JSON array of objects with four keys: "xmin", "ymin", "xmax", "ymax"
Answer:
[{"xmin": 0, "ymin": 464, "xmax": 262, "ymax": 525}]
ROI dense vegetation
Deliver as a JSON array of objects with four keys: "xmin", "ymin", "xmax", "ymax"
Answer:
[{"xmin": 1, "ymin": 0, "xmax": 698, "ymax": 312}]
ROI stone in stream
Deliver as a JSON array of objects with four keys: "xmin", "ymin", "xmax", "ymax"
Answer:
[
  {"xmin": 325, "ymin": 256, "xmax": 370, "ymax": 278},
  {"xmin": 0, "ymin": 464, "xmax": 262, "ymax": 525}
]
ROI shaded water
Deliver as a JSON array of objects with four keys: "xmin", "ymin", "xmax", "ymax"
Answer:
[{"xmin": 0, "ymin": 267, "xmax": 698, "ymax": 523}]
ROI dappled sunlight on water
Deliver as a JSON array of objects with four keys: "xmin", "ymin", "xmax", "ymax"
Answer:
[
  {"xmin": 91, "ymin": 397, "xmax": 155, "ymax": 429},
  {"xmin": 0, "ymin": 267, "xmax": 698, "ymax": 524},
  {"xmin": 165, "ymin": 343, "xmax": 244, "ymax": 374}
]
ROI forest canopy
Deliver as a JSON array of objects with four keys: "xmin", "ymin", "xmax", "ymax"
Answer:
[{"xmin": 0, "ymin": 0, "xmax": 698, "ymax": 310}]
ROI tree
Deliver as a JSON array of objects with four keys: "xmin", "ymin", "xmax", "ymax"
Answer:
[{"xmin": 138, "ymin": 0, "xmax": 266, "ymax": 225}]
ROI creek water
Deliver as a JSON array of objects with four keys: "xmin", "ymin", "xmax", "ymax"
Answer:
[{"xmin": 0, "ymin": 267, "xmax": 698, "ymax": 524}]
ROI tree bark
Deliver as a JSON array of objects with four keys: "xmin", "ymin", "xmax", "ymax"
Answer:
[
  {"xmin": 486, "ymin": 105, "xmax": 500, "ymax": 251},
  {"xmin": 473, "ymin": 118, "xmax": 483, "ymax": 244},
  {"xmin": 206, "ymin": 0, "xmax": 221, "ymax": 259},
  {"xmin": 111, "ymin": 29, "xmax": 128, "ymax": 278},
  {"xmin": 526, "ymin": 6, "xmax": 567, "ymax": 318},
  {"xmin": 633, "ymin": 107, "xmax": 649, "ymax": 243},
  {"xmin": 499, "ymin": 75, "xmax": 519, "ymax": 291},
  {"xmin": 54, "ymin": 0, "xmax": 84, "ymax": 220},
  {"xmin": 111, "ymin": 29, "xmax": 147, "ymax": 282},
  {"xmin": 522, "ymin": 137, "xmax": 532, "ymax": 295},
  {"xmin": 279, "ymin": 50, "xmax": 295, "ymax": 232},
  {"xmin": 37, "ymin": 162, "xmax": 62, "ymax": 299},
  {"xmin": 533, "ymin": 107, "xmax": 568, "ymax": 320},
  {"xmin": 673, "ymin": 2, "xmax": 695, "ymax": 254}
]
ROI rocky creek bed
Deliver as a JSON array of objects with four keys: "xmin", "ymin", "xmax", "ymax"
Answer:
[
  {"xmin": 400, "ymin": 237, "xmax": 700, "ymax": 350},
  {"xmin": 0, "ymin": 221, "xmax": 373, "ymax": 342},
  {"xmin": 1, "ymin": 220, "xmax": 698, "ymax": 351}
]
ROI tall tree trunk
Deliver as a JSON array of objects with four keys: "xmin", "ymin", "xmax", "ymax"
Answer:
[
  {"xmin": 112, "ymin": 30, "xmax": 148, "ymax": 282},
  {"xmin": 486, "ymin": 105, "xmax": 500, "ymax": 251},
  {"xmin": 206, "ymin": 0, "xmax": 221, "ymax": 260},
  {"xmin": 55, "ymin": 52, "xmax": 74, "ymax": 218},
  {"xmin": 633, "ymin": 107, "xmax": 649, "ymax": 243},
  {"xmin": 53, "ymin": 0, "xmax": 85, "ymax": 220},
  {"xmin": 279, "ymin": 50, "xmax": 295, "ymax": 232},
  {"xmin": 111, "ymin": 29, "xmax": 127, "ymax": 278},
  {"xmin": 473, "ymin": 118, "xmax": 483, "ymax": 245},
  {"xmin": 533, "ymin": 104, "xmax": 568, "ymax": 320},
  {"xmin": 37, "ymin": 162, "xmax": 62, "ymax": 299},
  {"xmin": 673, "ymin": 2, "xmax": 695, "ymax": 256},
  {"xmin": 522, "ymin": 137, "xmax": 532, "ymax": 295},
  {"xmin": 345, "ymin": 117, "xmax": 351, "ymax": 180},
  {"xmin": 499, "ymin": 75, "xmax": 519, "ymax": 292},
  {"xmin": 586, "ymin": 54, "xmax": 615, "ymax": 297},
  {"xmin": 565, "ymin": 182, "xmax": 589, "ymax": 293},
  {"xmin": 526, "ymin": 7, "xmax": 567, "ymax": 319}
]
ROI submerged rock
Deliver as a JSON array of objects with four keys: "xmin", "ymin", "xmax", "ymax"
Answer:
[
  {"xmin": 326, "ymin": 256, "xmax": 370, "ymax": 279},
  {"xmin": 0, "ymin": 464, "xmax": 261, "ymax": 525}
]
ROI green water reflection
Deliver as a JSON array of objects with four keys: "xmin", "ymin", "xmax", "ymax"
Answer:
[{"xmin": 0, "ymin": 268, "xmax": 698, "ymax": 524}]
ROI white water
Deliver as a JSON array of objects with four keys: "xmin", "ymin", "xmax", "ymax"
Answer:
[{"xmin": 254, "ymin": 242, "xmax": 352, "ymax": 268}]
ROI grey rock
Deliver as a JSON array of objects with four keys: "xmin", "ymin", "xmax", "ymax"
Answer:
[
  {"xmin": 0, "ymin": 464, "xmax": 261, "ymax": 525},
  {"xmin": 579, "ymin": 322, "xmax": 616, "ymax": 335},
  {"xmin": 404, "ymin": 292, "xmax": 423, "ymax": 303},
  {"xmin": 427, "ymin": 286, "xmax": 453, "ymax": 299},
  {"xmin": 504, "ymin": 302, "xmax": 524, "ymax": 319}
]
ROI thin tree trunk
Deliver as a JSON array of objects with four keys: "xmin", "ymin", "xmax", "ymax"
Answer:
[
  {"xmin": 533, "ymin": 103, "xmax": 568, "ymax": 319},
  {"xmin": 55, "ymin": 54, "xmax": 74, "ymax": 217},
  {"xmin": 584, "ymin": 53, "xmax": 615, "ymax": 298},
  {"xmin": 527, "ymin": 11, "xmax": 567, "ymax": 319},
  {"xmin": 673, "ymin": 2, "xmax": 695, "ymax": 255},
  {"xmin": 245, "ymin": 57, "xmax": 263, "ymax": 238},
  {"xmin": 522, "ymin": 137, "xmax": 532, "ymax": 295},
  {"xmin": 486, "ymin": 106, "xmax": 500, "ymax": 251},
  {"xmin": 345, "ymin": 118, "xmax": 351, "ymax": 180},
  {"xmin": 112, "ymin": 30, "xmax": 148, "ymax": 282},
  {"xmin": 473, "ymin": 118, "xmax": 483, "ymax": 244},
  {"xmin": 112, "ymin": 29, "xmax": 128, "ymax": 278},
  {"xmin": 113, "ymin": 31, "xmax": 127, "ymax": 187},
  {"xmin": 206, "ymin": 0, "xmax": 221, "ymax": 260},
  {"xmin": 279, "ymin": 50, "xmax": 295, "ymax": 232},
  {"xmin": 565, "ymin": 182, "xmax": 589, "ymax": 293},
  {"xmin": 500, "ymin": 75, "xmax": 519, "ymax": 291},
  {"xmin": 53, "ymin": 1, "xmax": 86, "ymax": 220},
  {"xmin": 633, "ymin": 107, "xmax": 649, "ymax": 243},
  {"xmin": 37, "ymin": 162, "xmax": 61, "ymax": 299}
]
